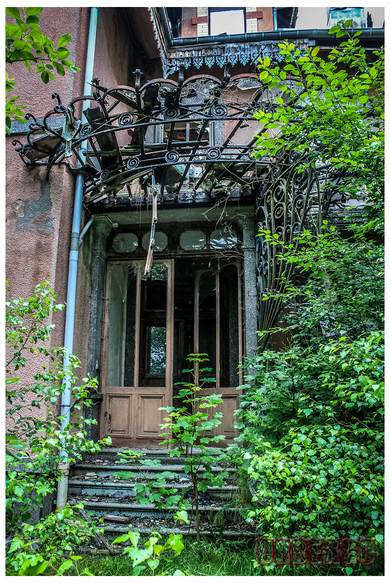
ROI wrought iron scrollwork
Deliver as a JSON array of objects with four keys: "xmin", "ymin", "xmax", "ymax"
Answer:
[
  {"xmin": 210, "ymin": 103, "xmax": 228, "ymax": 117},
  {"xmin": 256, "ymin": 160, "xmax": 321, "ymax": 346},
  {"xmin": 164, "ymin": 151, "xmax": 180, "ymax": 163},
  {"xmin": 118, "ymin": 113, "xmax": 135, "ymax": 126},
  {"xmin": 100, "ymin": 169, "xmax": 110, "ymax": 182},
  {"xmin": 127, "ymin": 156, "xmax": 140, "ymax": 170},
  {"xmin": 52, "ymin": 92, "xmax": 65, "ymax": 113},
  {"xmin": 206, "ymin": 147, "xmax": 221, "ymax": 160},
  {"xmin": 80, "ymin": 123, "xmax": 93, "ymax": 138},
  {"xmin": 164, "ymin": 107, "xmax": 180, "ymax": 120}
]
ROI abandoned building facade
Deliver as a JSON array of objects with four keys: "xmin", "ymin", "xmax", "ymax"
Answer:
[{"xmin": 6, "ymin": 7, "xmax": 384, "ymax": 457}]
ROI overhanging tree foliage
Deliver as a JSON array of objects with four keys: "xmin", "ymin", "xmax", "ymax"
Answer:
[
  {"xmin": 254, "ymin": 21, "xmax": 384, "ymax": 233},
  {"xmin": 236, "ymin": 24, "xmax": 384, "ymax": 575},
  {"xmin": 5, "ymin": 7, "xmax": 79, "ymax": 133}
]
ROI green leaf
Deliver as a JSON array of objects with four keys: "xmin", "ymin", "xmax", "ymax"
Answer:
[
  {"xmin": 41, "ymin": 71, "xmax": 49, "ymax": 83},
  {"xmin": 26, "ymin": 15, "xmax": 40, "ymax": 24},
  {"xmin": 58, "ymin": 34, "xmax": 71, "ymax": 48},
  {"xmin": 147, "ymin": 558, "xmax": 159, "ymax": 570},
  {"xmin": 166, "ymin": 533, "xmax": 185, "ymax": 556},
  {"xmin": 26, "ymin": 8, "xmax": 43, "ymax": 16},
  {"xmin": 26, "ymin": 560, "xmax": 48, "ymax": 576},
  {"xmin": 6, "ymin": 24, "xmax": 22, "ymax": 38},
  {"xmin": 6, "ymin": 7, "xmax": 20, "ymax": 18},
  {"xmin": 56, "ymin": 47, "xmax": 70, "ymax": 60}
]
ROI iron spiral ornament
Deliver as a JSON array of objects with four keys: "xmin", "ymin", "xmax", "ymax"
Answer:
[
  {"xmin": 119, "ymin": 112, "xmax": 134, "ymax": 126},
  {"xmin": 100, "ymin": 169, "xmax": 110, "ymax": 182},
  {"xmin": 127, "ymin": 156, "xmax": 140, "ymax": 170},
  {"xmin": 210, "ymin": 103, "xmax": 228, "ymax": 117},
  {"xmin": 164, "ymin": 107, "xmax": 180, "ymax": 120},
  {"xmin": 206, "ymin": 147, "xmax": 221, "ymax": 160},
  {"xmin": 80, "ymin": 124, "xmax": 92, "ymax": 138},
  {"xmin": 165, "ymin": 150, "xmax": 180, "ymax": 163}
]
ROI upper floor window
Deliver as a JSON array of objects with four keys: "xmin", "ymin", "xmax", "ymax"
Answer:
[{"xmin": 209, "ymin": 8, "xmax": 245, "ymax": 36}]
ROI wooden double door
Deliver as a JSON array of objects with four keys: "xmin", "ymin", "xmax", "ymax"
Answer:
[{"xmin": 100, "ymin": 257, "xmax": 243, "ymax": 447}]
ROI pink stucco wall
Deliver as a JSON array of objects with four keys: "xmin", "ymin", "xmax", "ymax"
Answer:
[{"xmin": 6, "ymin": 7, "xmax": 134, "ymax": 428}]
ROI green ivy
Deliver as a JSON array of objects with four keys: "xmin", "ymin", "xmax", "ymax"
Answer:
[{"xmin": 6, "ymin": 281, "xmax": 111, "ymax": 572}]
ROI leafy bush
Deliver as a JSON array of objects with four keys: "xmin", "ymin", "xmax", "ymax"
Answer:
[
  {"xmin": 236, "ymin": 226, "xmax": 384, "ymax": 573},
  {"xmin": 254, "ymin": 21, "xmax": 384, "ymax": 232},
  {"xmin": 160, "ymin": 354, "xmax": 237, "ymax": 543},
  {"xmin": 6, "ymin": 281, "xmax": 110, "ymax": 572},
  {"xmin": 6, "ymin": 503, "xmax": 101, "ymax": 575},
  {"xmin": 112, "ymin": 527, "xmax": 187, "ymax": 576},
  {"xmin": 238, "ymin": 26, "xmax": 384, "ymax": 566}
]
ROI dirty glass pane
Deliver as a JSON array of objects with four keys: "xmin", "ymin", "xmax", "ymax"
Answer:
[
  {"xmin": 139, "ymin": 263, "xmax": 168, "ymax": 387},
  {"xmin": 149, "ymin": 326, "xmax": 166, "ymax": 374},
  {"xmin": 142, "ymin": 231, "xmax": 168, "ymax": 252},
  {"xmin": 107, "ymin": 265, "xmax": 136, "ymax": 387},
  {"xmin": 210, "ymin": 229, "xmax": 237, "ymax": 249},
  {"xmin": 199, "ymin": 271, "xmax": 216, "ymax": 384},
  {"xmin": 180, "ymin": 230, "xmax": 206, "ymax": 251},
  {"xmin": 112, "ymin": 233, "xmax": 138, "ymax": 253},
  {"xmin": 220, "ymin": 265, "xmax": 239, "ymax": 386}
]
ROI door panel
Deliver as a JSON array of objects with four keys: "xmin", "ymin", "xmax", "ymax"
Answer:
[
  {"xmin": 138, "ymin": 393, "xmax": 166, "ymax": 437},
  {"xmin": 101, "ymin": 260, "xmax": 173, "ymax": 447},
  {"xmin": 194, "ymin": 263, "xmax": 243, "ymax": 445},
  {"xmin": 100, "ymin": 256, "xmax": 242, "ymax": 447},
  {"xmin": 107, "ymin": 394, "xmax": 132, "ymax": 436}
]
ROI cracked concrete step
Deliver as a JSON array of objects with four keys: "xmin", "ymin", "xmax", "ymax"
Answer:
[
  {"xmin": 73, "ymin": 464, "xmax": 236, "ymax": 480},
  {"xmin": 81, "ymin": 447, "xmax": 224, "ymax": 465},
  {"xmin": 101, "ymin": 525, "xmax": 256, "ymax": 539},
  {"xmin": 68, "ymin": 480, "xmax": 237, "ymax": 502},
  {"xmin": 80, "ymin": 500, "xmax": 233, "ymax": 520}
]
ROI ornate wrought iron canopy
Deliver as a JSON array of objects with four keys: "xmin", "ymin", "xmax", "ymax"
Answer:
[
  {"xmin": 13, "ymin": 70, "xmax": 279, "ymax": 211},
  {"xmin": 13, "ymin": 69, "xmax": 359, "ymax": 335}
]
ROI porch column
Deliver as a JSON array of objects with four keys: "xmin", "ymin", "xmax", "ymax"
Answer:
[
  {"xmin": 85, "ymin": 215, "xmax": 112, "ymax": 440},
  {"xmin": 237, "ymin": 214, "xmax": 258, "ymax": 359}
]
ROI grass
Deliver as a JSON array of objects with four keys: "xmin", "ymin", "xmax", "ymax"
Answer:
[{"xmin": 42, "ymin": 536, "xmax": 383, "ymax": 576}]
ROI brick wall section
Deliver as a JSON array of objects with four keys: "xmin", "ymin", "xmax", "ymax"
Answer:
[
  {"xmin": 257, "ymin": 7, "xmax": 274, "ymax": 31},
  {"xmin": 182, "ymin": 7, "xmax": 197, "ymax": 37}
]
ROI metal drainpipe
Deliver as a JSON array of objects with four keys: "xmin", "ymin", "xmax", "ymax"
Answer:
[
  {"xmin": 273, "ymin": 8, "xmax": 278, "ymax": 31},
  {"xmin": 56, "ymin": 6, "xmax": 98, "ymax": 509}
]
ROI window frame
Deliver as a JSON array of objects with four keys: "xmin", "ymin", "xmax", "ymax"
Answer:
[{"xmin": 208, "ymin": 7, "xmax": 247, "ymax": 36}]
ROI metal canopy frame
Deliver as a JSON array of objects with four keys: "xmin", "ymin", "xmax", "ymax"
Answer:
[
  {"xmin": 13, "ymin": 70, "xmax": 275, "ymax": 211},
  {"xmin": 12, "ymin": 69, "xmax": 358, "ymax": 336}
]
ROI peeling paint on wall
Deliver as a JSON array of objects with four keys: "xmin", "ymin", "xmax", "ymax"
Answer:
[{"xmin": 14, "ymin": 177, "xmax": 54, "ymax": 234}]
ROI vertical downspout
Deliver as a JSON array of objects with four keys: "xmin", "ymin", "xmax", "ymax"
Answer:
[
  {"xmin": 56, "ymin": 6, "xmax": 98, "ymax": 509},
  {"xmin": 273, "ymin": 8, "xmax": 278, "ymax": 31}
]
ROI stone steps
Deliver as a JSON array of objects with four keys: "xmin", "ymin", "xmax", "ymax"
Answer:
[
  {"xmin": 81, "ymin": 447, "xmax": 222, "ymax": 465},
  {"xmin": 73, "ymin": 463, "xmax": 236, "ymax": 481},
  {"xmin": 68, "ymin": 479, "xmax": 236, "ymax": 502},
  {"xmin": 68, "ymin": 448, "xmax": 251, "ymax": 538}
]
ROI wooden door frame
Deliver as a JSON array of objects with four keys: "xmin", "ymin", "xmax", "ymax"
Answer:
[{"xmin": 100, "ymin": 258, "xmax": 174, "ymax": 446}]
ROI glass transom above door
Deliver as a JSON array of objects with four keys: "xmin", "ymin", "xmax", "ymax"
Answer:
[
  {"xmin": 180, "ymin": 230, "xmax": 206, "ymax": 250},
  {"xmin": 142, "ymin": 232, "xmax": 168, "ymax": 252},
  {"xmin": 113, "ymin": 233, "xmax": 138, "ymax": 253}
]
